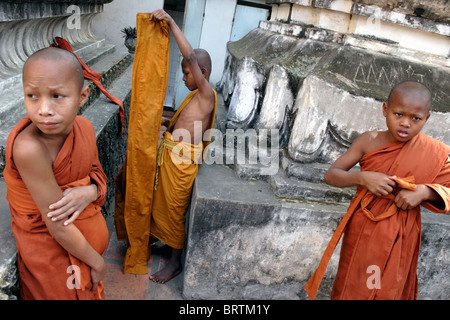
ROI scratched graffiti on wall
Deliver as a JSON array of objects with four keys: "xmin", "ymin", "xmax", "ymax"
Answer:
[
  {"xmin": 351, "ymin": 62, "xmax": 450, "ymax": 108},
  {"xmin": 353, "ymin": 63, "xmax": 426, "ymax": 87}
]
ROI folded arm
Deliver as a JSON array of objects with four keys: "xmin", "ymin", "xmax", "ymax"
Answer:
[{"xmin": 325, "ymin": 132, "xmax": 396, "ymax": 197}]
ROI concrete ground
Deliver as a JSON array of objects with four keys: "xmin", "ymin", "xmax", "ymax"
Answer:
[
  {"xmin": 103, "ymin": 215, "xmax": 184, "ymax": 300},
  {"xmin": 102, "ymin": 108, "xmax": 183, "ymax": 300}
]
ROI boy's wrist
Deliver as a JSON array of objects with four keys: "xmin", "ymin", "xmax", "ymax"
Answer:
[
  {"xmin": 91, "ymin": 254, "xmax": 105, "ymax": 272},
  {"xmin": 417, "ymin": 184, "xmax": 436, "ymax": 202},
  {"xmin": 90, "ymin": 183, "xmax": 98, "ymax": 202}
]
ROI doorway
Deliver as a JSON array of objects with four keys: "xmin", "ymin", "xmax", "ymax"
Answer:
[
  {"xmin": 163, "ymin": 0, "xmax": 186, "ymax": 108},
  {"xmin": 230, "ymin": 1, "xmax": 270, "ymax": 42}
]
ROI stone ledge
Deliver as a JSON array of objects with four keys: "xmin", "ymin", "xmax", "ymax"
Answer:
[
  {"xmin": 82, "ymin": 58, "xmax": 133, "ymax": 212},
  {"xmin": 267, "ymin": 0, "xmax": 450, "ymax": 34},
  {"xmin": 0, "ymin": 1, "xmax": 109, "ymax": 22},
  {"xmin": 269, "ymin": 170, "xmax": 355, "ymax": 204},
  {"xmin": 0, "ymin": 177, "xmax": 17, "ymax": 300}
]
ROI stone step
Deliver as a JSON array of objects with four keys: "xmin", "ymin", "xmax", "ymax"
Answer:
[
  {"xmin": 227, "ymin": 145, "xmax": 355, "ymax": 204},
  {"xmin": 269, "ymin": 169, "xmax": 355, "ymax": 204},
  {"xmin": 80, "ymin": 47, "xmax": 133, "ymax": 114},
  {"xmin": 81, "ymin": 58, "xmax": 133, "ymax": 211},
  {"xmin": 280, "ymin": 149, "xmax": 360, "ymax": 184},
  {"xmin": 183, "ymin": 163, "xmax": 349, "ymax": 299}
]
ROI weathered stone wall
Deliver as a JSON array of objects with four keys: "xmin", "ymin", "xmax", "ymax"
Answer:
[
  {"xmin": 218, "ymin": 21, "xmax": 450, "ymax": 163},
  {"xmin": 267, "ymin": 0, "xmax": 450, "ymax": 58}
]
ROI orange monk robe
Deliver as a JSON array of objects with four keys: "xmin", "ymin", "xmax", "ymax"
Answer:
[
  {"xmin": 114, "ymin": 13, "xmax": 170, "ymax": 274},
  {"xmin": 150, "ymin": 89, "xmax": 218, "ymax": 250},
  {"xmin": 4, "ymin": 116, "xmax": 109, "ymax": 300},
  {"xmin": 305, "ymin": 133, "xmax": 450, "ymax": 300}
]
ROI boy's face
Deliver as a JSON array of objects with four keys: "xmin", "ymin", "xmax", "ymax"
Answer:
[
  {"xmin": 382, "ymin": 93, "xmax": 430, "ymax": 143},
  {"xmin": 23, "ymin": 58, "xmax": 89, "ymax": 137},
  {"xmin": 181, "ymin": 59, "xmax": 197, "ymax": 91}
]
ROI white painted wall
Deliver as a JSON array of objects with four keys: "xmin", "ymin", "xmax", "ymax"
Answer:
[{"xmin": 92, "ymin": 0, "xmax": 163, "ymax": 52}]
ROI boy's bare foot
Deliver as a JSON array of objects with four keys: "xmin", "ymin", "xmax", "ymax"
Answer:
[{"xmin": 149, "ymin": 262, "xmax": 182, "ymax": 284}]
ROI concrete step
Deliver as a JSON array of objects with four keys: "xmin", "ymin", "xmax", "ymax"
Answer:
[
  {"xmin": 82, "ymin": 58, "xmax": 133, "ymax": 211},
  {"xmin": 225, "ymin": 145, "xmax": 354, "ymax": 204},
  {"xmin": 269, "ymin": 169, "xmax": 355, "ymax": 204}
]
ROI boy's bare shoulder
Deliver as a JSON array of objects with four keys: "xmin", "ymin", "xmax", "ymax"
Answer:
[
  {"xmin": 13, "ymin": 125, "xmax": 50, "ymax": 166},
  {"xmin": 351, "ymin": 130, "xmax": 387, "ymax": 154},
  {"xmin": 352, "ymin": 131, "xmax": 378, "ymax": 146}
]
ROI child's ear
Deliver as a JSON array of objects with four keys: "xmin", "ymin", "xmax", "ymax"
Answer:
[
  {"xmin": 382, "ymin": 102, "xmax": 388, "ymax": 117},
  {"xmin": 201, "ymin": 67, "xmax": 208, "ymax": 78},
  {"xmin": 79, "ymin": 86, "xmax": 90, "ymax": 107}
]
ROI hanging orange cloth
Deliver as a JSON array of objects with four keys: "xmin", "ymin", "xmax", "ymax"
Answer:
[
  {"xmin": 114, "ymin": 13, "xmax": 170, "ymax": 274},
  {"xmin": 150, "ymin": 89, "xmax": 217, "ymax": 250},
  {"xmin": 51, "ymin": 37, "xmax": 125, "ymax": 135},
  {"xmin": 4, "ymin": 116, "xmax": 109, "ymax": 300},
  {"xmin": 304, "ymin": 133, "xmax": 450, "ymax": 300}
]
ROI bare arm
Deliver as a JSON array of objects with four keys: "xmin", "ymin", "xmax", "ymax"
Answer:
[
  {"xmin": 325, "ymin": 132, "xmax": 396, "ymax": 197},
  {"xmin": 13, "ymin": 136, "xmax": 105, "ymax": 289},
  {"xmin": 150, "ymin": 10, "xmax": 212, "ymax": 98},
  {"xmin": 47, "ymin": 184, "xmax": 97, "ymax": 225}
]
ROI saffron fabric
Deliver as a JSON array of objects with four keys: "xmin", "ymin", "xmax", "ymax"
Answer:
[
  {"xmin": 150, "ymin": 89, "xmax": 218, "ymax": 249},
  {"xmin": 305, "ymin": 133, "xmax": 450, "ymax": 300},
  {"xmin": 114, "ymin": 13, "xmax": 170, "ymax": 274},
  {"xmin": 4, "ymin": 116, "xmax": 109, "ymax": 300}
]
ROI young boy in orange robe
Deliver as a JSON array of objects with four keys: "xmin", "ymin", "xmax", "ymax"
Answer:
[
  {"xmin": 3, "ymin": 47, "xmax": 109, "ymax": 299},
  {"xmin": 148, "ymin": 9, "xmax": 217, "ymax": 284},
  {"xmin": 305, "ymin": 81, "xmax": 450, "ymax": 300}
]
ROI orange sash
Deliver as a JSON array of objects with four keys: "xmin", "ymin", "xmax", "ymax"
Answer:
[{"xmin": 51, "ymin": 37, "xmax": 125, "ymax": 134}]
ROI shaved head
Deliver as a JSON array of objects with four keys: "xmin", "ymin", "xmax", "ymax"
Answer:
[
  {"xmin": 23, "ymin": 47, "xmax": 84, "ymax": 89},
  {"xmin": 388, "ymin": 81, "xmax": 432, "ymax": 111},
  {"xmin": 194, "ymin": 48, "xmax": 212, "ymax": 75}
]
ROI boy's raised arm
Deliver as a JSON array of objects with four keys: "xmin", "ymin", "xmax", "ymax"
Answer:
[{"xmin": 150, "ymin": 9, "xmax": 211, "ymax": 96}]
